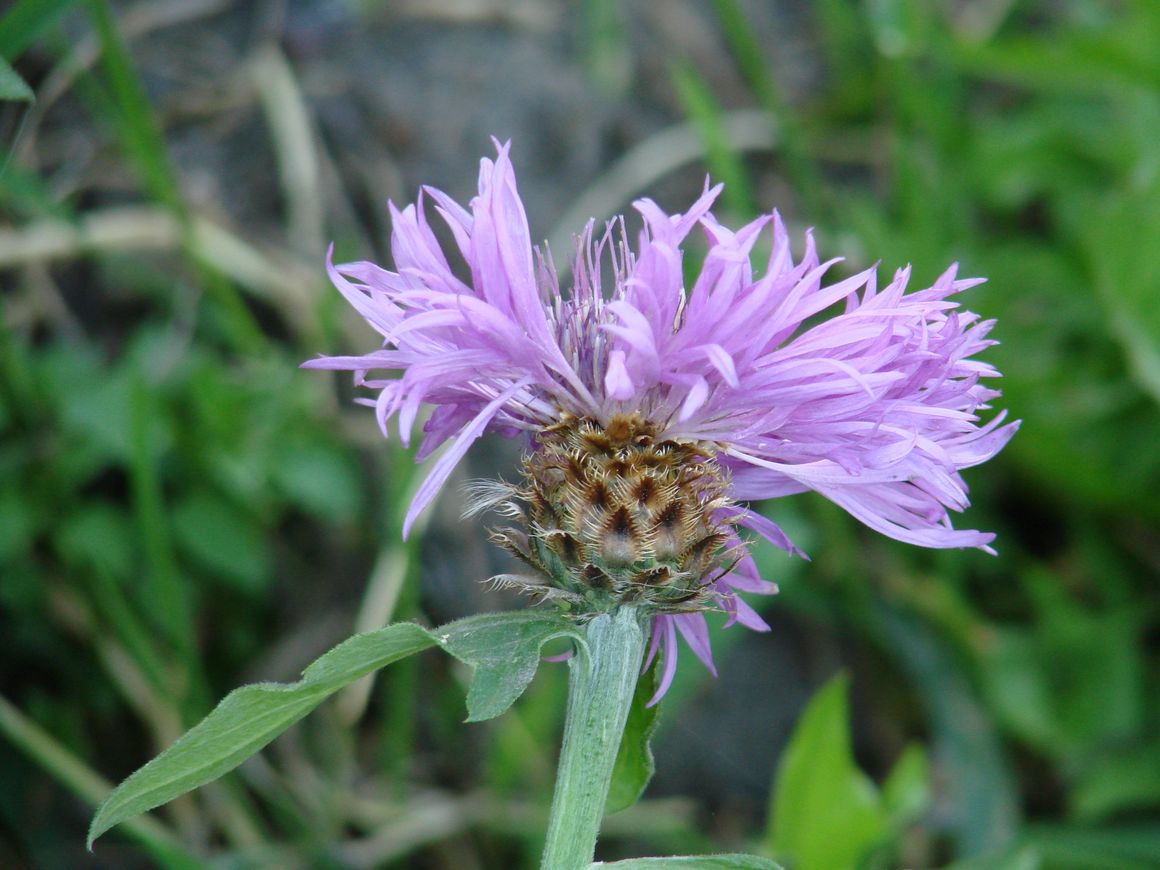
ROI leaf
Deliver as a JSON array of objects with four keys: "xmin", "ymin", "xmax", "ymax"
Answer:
[
  {"xmin": 55, "ymin": 504, "xmax": 134, "ymax": 577},
  {"xmin": 0, "ymin": 56, "xmax": 33, "ymax": 101},
  {"xmin": 605, "ymin": 655, "xmax": 659, "ymax": 814},
  {"xmin": 1022, "ymin": 823, "xmax": 1160, "ymax": 870},
  {"xmin": 87, "ymin": 623, "xmax": 437, "ymax": 847},
  {"xmin": 1072, "ymin": 741, "xmax": 1160, "ymax": 822},
  {"xmin": 881, "ymin": 743, "xmax": 929, "ymax": 826},
  {"xmin": 863, "ymin": 0, "xmax": 931, "ymax": 58},
  {"xmin": 942, "ymin": 844, "xmax": 1043, "ymax": 870},
  {"xmin": 954, "ymin": 31, "xmax": 1160, "ymax": 95},
  {"xmin": 591, "ymin": 856, "xmax": 784, "ymax": 868},
  {"xmin": 171, "ymin": 491, "xmax": 272, "ymax": 594},
  {"xmin": 88, "ymin": 610, "xmax": 579, "ymax": 846},
  {"xmin": 1084, "ymin": 191, "xmax": 1160, "ymax": 407},
  {"xmin": 0, "ymin": 0, "xmax": 80, "ymax": 60},
  {"xmin": 270, "ymin": 440, "xmax": 362, "ymax": 521},
  {"xmin": 876, "ymin": 606, "xmax": 1019, "ymax": 856},
  {"xmin": 83, "ymin": 0, "xmax": 180, "ymax": 210},
  {"xmin": 766, "ymin": 673, "xmax": 888, "ymax": 870},
  {"xmin": 439, "ymin": 610, "xmax": 582, "ymax": 722},
  {"xmin": 581, "ymin": 0, "xmax": 630, "ymax": 94}
]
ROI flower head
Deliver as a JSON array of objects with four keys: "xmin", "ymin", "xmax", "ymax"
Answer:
[{"xmin": 305, "ymin": 141, "xmax": 1017, "ymax": 702}]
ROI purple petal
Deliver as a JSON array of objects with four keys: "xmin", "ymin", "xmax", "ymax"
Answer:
[
  {"xmin": 647, "ymin": 616, "xmax": 680, "ymax": 707},
  {"xmin": 403, "ymin": 378, "xmax": 531, "ymax": 538}
]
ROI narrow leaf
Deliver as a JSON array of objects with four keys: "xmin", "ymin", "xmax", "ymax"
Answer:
[
  {"xmin": 1086, "ymin": 193, "xmax": 1160, "ymax": 407},
  {"xmin": 0, "ymin": 56, "xmax": 34, "ymax": 101},
  {"xmin": 0, "ymin": 0, "xmax": 79, "ymax": 60},
  {"xmin": 881, "ymin": 743, "xmax": 930, "ymax": 826},
  {"xmin": 89, "ymin": 610, "xmax": 581, "ymax": 847},
  {"xmin": 876, "ymin": 605, "xmax": 1019, "ymax": 854},
  {"xmin": 766, "ymin": 672, "xmax": 888, "ymax": 870},
  {"xmin": 88, "ymin": 623, "xmax": 438, "ymax": 847},
  {"xmin": 605, "ymin": 655, "xmax": 659, "ymax": 814},
  {"xmin": 84, "ymin": 0, "xmax": 181, "ymax": 210}
]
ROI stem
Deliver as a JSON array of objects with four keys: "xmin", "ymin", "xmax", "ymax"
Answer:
[{"xmin": 541, "ymin": 605, "xmax": 648, "ymax": 870}]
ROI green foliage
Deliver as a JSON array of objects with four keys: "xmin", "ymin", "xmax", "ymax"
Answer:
[
  {"xmin": 82, "ymin": 0, "xmax": 180, "ymax": 211},
  {"xmin": 89, "ymin": 611, "xmax": 581, "ymax": 846},
  {"xmin": 0, "ymin": 57, "xmax": 34, "ymax": 101},
  {"xmin": 0, "ymin": 0, "xmax": 79, "ymax": 59},
  {"xmin": 88, "ymin": 623, "xmax": 437, "ymax": 847},
  {"xmin": 765, "ymin": 674, "xmax": 928, "ymax": 870}
]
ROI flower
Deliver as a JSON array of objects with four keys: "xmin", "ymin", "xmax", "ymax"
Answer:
[{"xmin": 304, "ymin": 140, "xmax": 1017, "ymax": 702}]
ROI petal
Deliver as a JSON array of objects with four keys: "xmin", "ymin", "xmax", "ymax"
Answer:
[
  {"xmin": 403, "ymin": 378, "xmax": 531, "ymax": 538},
  {"xmin": 646, "ymin": 616, "xmax": 680, "ymax": 707},
  {"xmin": 604, "ymin": 350, "xmax": 635, "ymax": 400},
  {"xmin": 678, "ymin": 376, "xmax": 710, "ymax": 422},
  {"xmin": 674, "ymin": 612, "xmax": 716, "ymax": 677}
]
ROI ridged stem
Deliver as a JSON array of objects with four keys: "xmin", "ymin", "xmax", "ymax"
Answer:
[{"xmin": 540, "ymin": 605, "xmax": 648, "ymax": 870}]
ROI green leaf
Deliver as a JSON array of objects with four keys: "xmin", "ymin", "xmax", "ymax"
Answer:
[
  {"xmin": 88, "ymin": 610, "xmax": 580, "ymax": 846},
  {"xmin": 863, "ymin": 0, "xmax": 931, "ymax": 58},
  {"xmin": 581, "ymin": 0, "xmax": 630, "ymax": 94},
  {"xmin": 605, "ymin": 655, "xmax": 659, "ymax": 814},
  {"xmin": 591, "ymin": 856, "xmax": 783, "ymax": 868},
  {"xmin": 439, "ymin": 610, "xmax": 582, "ymax": 722},
  {"xmin": 1022, "ymin": 823, "xmax": 1160, "ymax": 870},
  {"xmin": 0, "ymin": 486, "xmax": 38, "ymax": 561},
  {"xmin": 766, "ymin": 673, "xmax": 888, "ymax": 870},
  {"xmin": 876, "ymin": 606, "xmax": 1019, "ymax": 856},
  {"xmin": 1084, "ymin": 190, "xmax": 1160, "ymax": 407},
  {"xmin": 270, "ymin": 440, "xmax": 363, "ymax": 522},
  {"xmin": 55, "ymin": 503, "xmax": 133, "ymax": 577},
  {"xmin": 171, "ymin": 491, "xmax": 272, "ymax": 594},
  {"xmin": 87, "ymin": 623, "xmax": 437, "ymax": 847},
  {"xmin": 0, "ymin": 55, "xmax": 33, "ymax": 101},
  {"xmin": 0, "ymin": 0, "xmax": 79, "ymax": 60},
  {"xmin": 954, "ymin": 31, "xmax": 1160, "ymax": 95},
  {"xmin": 943, "ymin": 844, "xmax": 1043, "ymax": 870},
  {"xmin": 83, "ymin": 0, "xmax": 180, "ymax": 211},
  {"xmin": 1072, "ymin": 741, "xmax": 1160, "ymax": 822},
  {"xmin": 881, "ymin": 743, "xmax": 929, "ymax": 826}
]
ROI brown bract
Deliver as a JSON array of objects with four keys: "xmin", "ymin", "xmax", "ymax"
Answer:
[{"xmin": 480, "ymin": 413, "xmax": 741, "ymax": 615}]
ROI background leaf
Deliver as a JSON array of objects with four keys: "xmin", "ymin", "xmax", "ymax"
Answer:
[
  {"xmin": 0, "ymin": 0, "xmax": 79, "ymax": 60},
  {"xmin": 765, "ymin": 673, "xmax": 888, "ymax": 870},
  {"xmin": 0, "ymin": 56, "xmax": 33, "ymax": 101}
]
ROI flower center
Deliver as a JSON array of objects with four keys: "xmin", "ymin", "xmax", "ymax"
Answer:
[{"xmin": 489, "ymin": 413, "xmax": 739, "ymax": 615}]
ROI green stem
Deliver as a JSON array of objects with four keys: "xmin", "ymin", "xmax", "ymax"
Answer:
[{"xmin": 541, "ymin": 605, "xmax": 648, "ymax": 870}]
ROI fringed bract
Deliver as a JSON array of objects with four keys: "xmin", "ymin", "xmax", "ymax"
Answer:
[{"xmin": 482, "ymin": 413, "xmax": 739, "ymax": 615}]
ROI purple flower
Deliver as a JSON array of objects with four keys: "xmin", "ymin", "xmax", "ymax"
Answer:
[{"xmin": 305, "ymin": 141, "xmax": 1017, "ymax": 702}]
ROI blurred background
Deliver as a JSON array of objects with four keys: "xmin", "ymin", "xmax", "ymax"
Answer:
[{"xmin": 2, "ymin": 1, "xmax": 1159, "ymax": 868}]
